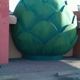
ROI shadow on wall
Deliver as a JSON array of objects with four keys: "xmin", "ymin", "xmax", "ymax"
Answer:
[{"xmin": 9, "ymin": 32, "xmax": 22, "ymax": 58}]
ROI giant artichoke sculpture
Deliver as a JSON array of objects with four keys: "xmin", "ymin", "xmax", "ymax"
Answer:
[{"xmin": 10, "ymin": 0, "xmax": 78, "ymax": 60}]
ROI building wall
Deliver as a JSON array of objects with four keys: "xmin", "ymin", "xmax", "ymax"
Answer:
[
  {"xmin": 0, "ymin": 0, "xmax": 9, "ymax": 64},
  {"xmin": 9, "ymin": 33, "xmax": 22, "ymax": 58}
]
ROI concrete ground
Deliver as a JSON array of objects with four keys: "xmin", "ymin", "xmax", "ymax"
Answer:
[{"xmin": 0, "ymin": 57, "xmax": 80, "ymax": 80}]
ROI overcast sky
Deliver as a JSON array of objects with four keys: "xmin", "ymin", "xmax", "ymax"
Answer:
[
  {"xmin": 9, "ymin": 0, "xmax": 80, "ymax": 12},
  {"xmin": 9, "ymin": 0, "xmax": 20, "ymax": 12}
]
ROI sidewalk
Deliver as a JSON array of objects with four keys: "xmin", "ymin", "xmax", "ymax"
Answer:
[{"xmin": 0, "ymin": 57, "xmax": 80, "ymax": 80}]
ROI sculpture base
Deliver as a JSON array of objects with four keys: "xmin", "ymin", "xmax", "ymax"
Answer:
[{"xmin": 22, "ymin": 55, "xmax": 63, "ymax": 61}]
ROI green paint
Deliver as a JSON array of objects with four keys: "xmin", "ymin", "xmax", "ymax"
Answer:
[{"xmin": 11, "ymin": 0, "xmax": 78, "ymax": 60}]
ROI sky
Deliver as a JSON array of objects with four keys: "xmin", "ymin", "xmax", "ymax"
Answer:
[
  {"xmin": 9, "ymin": 0, "xmax": 20, "ymax": 12},
  {"xmin": 9, "ymin": 0, "xmax": 80, "ymax": 12}
]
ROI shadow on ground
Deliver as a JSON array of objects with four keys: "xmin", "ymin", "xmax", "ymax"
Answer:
[
  {"xmin": 0, "ymin": 57, "xmax": 80, "ymax": 77},
  {"xmin": 59, "ymin": 77, "xmax": 80, "ymax": 80}
]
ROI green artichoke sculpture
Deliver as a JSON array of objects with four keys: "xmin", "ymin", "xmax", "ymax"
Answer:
[{"xmin": 10, "ymin": 0, "xmax": 78, "ymax": 60}]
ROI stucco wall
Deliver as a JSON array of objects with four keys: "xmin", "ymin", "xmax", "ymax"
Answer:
[
  {"xmin": 0, "ymin": 0, "xmax": 9, "ymax": 64},
  {"xmin": 9, "ymin": 33, "xmax": 22, "ymax": 59}
]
